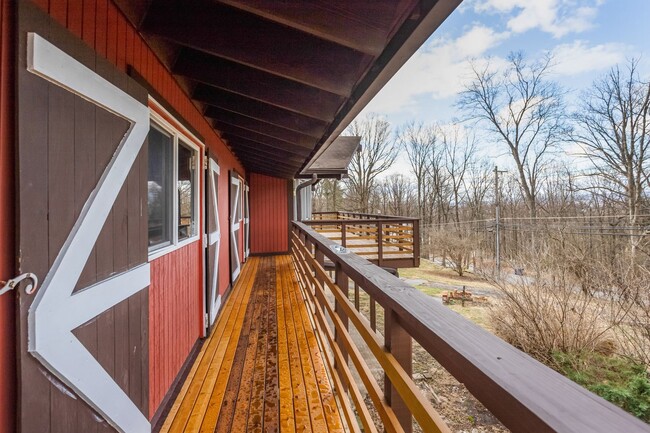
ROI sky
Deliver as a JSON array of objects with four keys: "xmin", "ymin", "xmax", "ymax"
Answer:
[{"xmin": 356, "ymin": 0, "xmax": 650, "ymax": 176}]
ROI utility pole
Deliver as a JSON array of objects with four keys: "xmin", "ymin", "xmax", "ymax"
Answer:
[{"xmin": 494, "ymin": 166, "xmax": 507, "ymax": 275}]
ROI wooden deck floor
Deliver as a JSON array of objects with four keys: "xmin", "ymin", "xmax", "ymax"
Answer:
[{"xmin": 159, "ymin": 255, "xmax": 345, "ymax": 433}]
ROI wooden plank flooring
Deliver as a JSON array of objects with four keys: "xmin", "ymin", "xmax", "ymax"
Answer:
[{"xmin": 159, "ymin": 256, "xmax": 345, "ymax": 433}]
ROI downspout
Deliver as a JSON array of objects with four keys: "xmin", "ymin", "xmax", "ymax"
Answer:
[{"xmin": 295, "ymin": 174, "xmax": 319, "ymax": 222}]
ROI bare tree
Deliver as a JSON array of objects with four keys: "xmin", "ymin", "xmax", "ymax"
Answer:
[
  {"xmin": 345, "ymin": 114, "xmax": 398, "ymax": 213},
  {"xmin": 459, "ymin": 52, "xmax": 570, "ymax": 218},
  {"xmin": 572, "ymin": 59, "xmax": 650, "ymax": 248},
  {"xmin": 463, "ymin": 158, "xmax": 493, "ymax": 220},
  {"xmin": 396, "ymin": 121, "xmax": 437, "ymax": 223},
  {"xmin": 538, "ymin": 163, "xmax": 581, "ymax": 217},
  {"xmin": 441, "ymin": 124, "xmax": 477, "ymax": 223},
  {"xmin": 378, "ymin": 174, "xmax": 415, "ymax": 216},
  {"xmin": 313, "ymin": 179, "xmax": 344, "ymax": 212}
]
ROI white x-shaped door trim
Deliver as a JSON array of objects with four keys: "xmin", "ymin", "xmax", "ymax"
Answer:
[
  {"xmin": 230, "ymin": 176, "xmax": 241, "ymax": 281},
  {"xmin": 26, "ymin": 33, "xmax": 150, "ymax": 433},
  {"xmin": 208, "ymin": 158, "xmax": 221, "ymax": 325},
  {"xmin": 244, "ymin": 183, "xmax": 250, "ymax": 258}
]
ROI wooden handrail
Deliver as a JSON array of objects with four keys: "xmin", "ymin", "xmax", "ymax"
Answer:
[
  {"xmin": 290, "ymin": 221, "xmax": 650, "ymax": 433},
  {"xmin": 311, "ymin": 210, "xmax": 419, "ymax": 222}
]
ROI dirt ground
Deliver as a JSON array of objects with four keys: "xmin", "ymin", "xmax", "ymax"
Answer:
[{"xmin": 352, "ymin": 259, "xmax": 509, "ymax": 433}]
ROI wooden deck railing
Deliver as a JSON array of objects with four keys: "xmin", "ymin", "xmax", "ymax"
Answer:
[
  {"xmin": 307, "ymin": 211, "xmax": 420, "ymax": 269},
  {"xmin": 290, "ymin": 221, "xmax": 650, "ymax": 433}
]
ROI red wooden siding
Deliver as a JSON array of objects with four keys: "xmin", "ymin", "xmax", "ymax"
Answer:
[
  {"xmin": 0, "ymin": 0, "xmax": 14, "ymax": 431},
  {"xmin": 249, "ymin": 173, "xmax": 289, "ymax": 254},
  {"xmin": 32, "ymin": 0, "xmax": 247, "ymax": 419},
  {"xmin": 149, "ymin": 242, "xmax": 203, "ymax": 416}
]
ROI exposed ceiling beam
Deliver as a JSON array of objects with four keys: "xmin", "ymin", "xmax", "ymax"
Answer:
[
  {"xmin": 248, "ymin": 166, "xmax": 293, "ymax": 179},
  {"xmin": 234, "ymin": 150, "xmax": 304, "ymax": 168},
  {"xmin": 238, "ymin": 155, "xmax": 297, "ymax": 175},
  {"xmin": 141, "ymin": 0, "xmax": 371, "ymax": 95},
  {"xmin": 215, "ymin": 123, "xmax": 311, "ymax": 153},
  {"xmin": 214, "ymin": 0, "xmax": 400, "ymax": 56},
  {"xmin": 232, "ymin": 142, "xmax": 306, "ymax": 161},
  {"xmin": 173, "ymin": 49, "xmax": 344, "ymax": 122},
  {"xmin": 194, "ymin": 85, "xmax": 328, "ymax": 137},
  {"xmin": 224, "ymin": 136, "xmax": 311, "ymax": 158},
  {"xmin": 206, "ymin": 107, "xmax": 317, "ymax": 147}
]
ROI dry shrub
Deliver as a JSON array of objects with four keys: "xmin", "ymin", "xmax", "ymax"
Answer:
[
  {"xmin": 429, "ymin": 229, "xmax": 476, "ymax": 276},
  {"xmin": 486, "ymin": 254, "xmax": 627, "ymax": 365},
  {"xmin": 613, "ymin": 267, "xmax": 650, "ymax": 369}
]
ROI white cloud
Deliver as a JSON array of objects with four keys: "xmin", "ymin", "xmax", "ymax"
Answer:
[
  {"xmin": 550, "ymin": 40, "xmax": 627, "ymax": 75},
  {"xmin": 475, "ymin": 0, "xmax": 602, "ymax": 38},
  {"xmin": 361, "ymin": 25, "xmax": 509, "ymax": 115}
]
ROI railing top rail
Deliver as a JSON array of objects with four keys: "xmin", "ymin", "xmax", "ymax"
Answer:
[
  {"xmin": 304, "ymin": 218, "xmax": 418, "ymax": 225},
  {"xmin": 291, "ymin": 220, "xmax": 649, "ymax": 433},
  {"xmin": 312, "ymin": 210, "xmax": 418, "ymax": 220}
]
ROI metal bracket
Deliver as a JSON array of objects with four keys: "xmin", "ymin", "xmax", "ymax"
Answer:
[{"xmin": 0, "ymin": 273, "xmax": 39, "ymax": 296}]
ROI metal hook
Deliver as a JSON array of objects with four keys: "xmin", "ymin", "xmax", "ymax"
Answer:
[{"xmin": 0, "ymin": 273, "xmax": 39, "ymax": 296}]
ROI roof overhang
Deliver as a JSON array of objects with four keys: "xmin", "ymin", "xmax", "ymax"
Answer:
[
  {"xmin": 115, "ymin": 0, "xmax": 463, "ymax": 178},
  {"xmin": 299, "ymin": 136, "xmax": 361, "ymax": 179}
]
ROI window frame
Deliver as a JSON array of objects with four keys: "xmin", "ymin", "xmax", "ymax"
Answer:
[{"xmin": 148, "ymin": 102, "xmax": 203, "ymax": 260}]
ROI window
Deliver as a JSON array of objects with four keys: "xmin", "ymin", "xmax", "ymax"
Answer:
[
  {"xmin": 148, "ymin": 126, "xmax": 173, "ymax": 249},
  {"xmin": 177, "ymin": 141, "xmax": 196, "ymax": 240},
  {"xmin": 147, "ymin": 111, "xmax": 201, "ymax": 256}
]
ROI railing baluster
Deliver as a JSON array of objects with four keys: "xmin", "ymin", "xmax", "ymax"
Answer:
[
  {"xmin": 334, "ymin": 262, "xmax": 349, "ymax": 389},
  {"xmin": 354, "ymin": 281, "xmax": 359, "ymax": 311},
  {"xmin": 314, "ymin": 244, "xmax": 330, "ymax": 327},
  {"xmin": 370, "ymin": 298, "xmax": 376, "ymax": 332},
  {"xmin": 385, "ymin": 307, "xmax": 413, "ymax": 433}
]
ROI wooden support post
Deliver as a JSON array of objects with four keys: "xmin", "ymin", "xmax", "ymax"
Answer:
[
  {"xmin": 334, "ymin": 262, "xmax": 349, "ymax": 389},
  {"xmin": 354, "ymin": 281, "xmax": 359, "ymax": 311},
  {"xmin": 378, "ymin": 223, "xmax": 384, "ymax": 268},
  {"xmin": 341, "ymin": 222, "xmax": 347, "ymax": 247},
  {"xmin": 413, "ymin": 220, "xmax": 421, "ymax": 267},
  {"xmin": 384, "ymin": 308, "xmax": 413, "ymax": 433},
  {"xmin": 369, "ymin": 298, "xmax": 376, "ymax": 332}
]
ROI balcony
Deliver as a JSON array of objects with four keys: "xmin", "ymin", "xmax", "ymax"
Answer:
[
  {"xmin": 307, "ymin": 211, "xmax": 420, "ymax": 269},
  {"xmin": 159, "ymin": 221, "xmax": 648, "ymax": 433}
]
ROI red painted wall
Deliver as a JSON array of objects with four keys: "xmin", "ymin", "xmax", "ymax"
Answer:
[
  {"xmin": 0, "ymin": 0, "xmax": 15, "ymax": 431},
  {"xmin": 30, "ymin": 0, "xmax": 247, "ymax": 418},
  {"xmin": 249, "ymin": 173, "xmax": 289, "ymax": 254},
  {"xmin": 148, "ymin": 242, "xmax": 202, "ymax": 416}
]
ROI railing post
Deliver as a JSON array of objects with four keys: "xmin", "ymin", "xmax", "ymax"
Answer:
[
  {"xmin": 413, "ymin": 219, "xmax": 420, "ymax": 267},
  {"xmin": 384, "ymin": 308, "xmax": 412, "ymax": 433},
  {"xmin": 334, "ymin": 262, "xmax": 349, "ymax": 389},
  {"xmin": 341, "ymin": 222, "xmax": 347, "ymax": 247},
  {"xmin": 377, "ymin": 222, "xmax": 384, "ymax": 267}
]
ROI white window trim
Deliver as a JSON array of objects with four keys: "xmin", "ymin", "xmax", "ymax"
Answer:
[{"xmin": 148, "ymin": 106, "xmax": 203, "ymax": 260}]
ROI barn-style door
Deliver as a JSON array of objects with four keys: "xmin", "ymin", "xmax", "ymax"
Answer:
[
  {"xmin": 205, "ymin": 153, "xmax": 221, "ymax": 328},
  {"xmin": 229, "ymin": 171, "xmax": 242, "ymax": 282},
  {"xmin": 243, "ymin": 182, "xmax": 250, "ymax": 258},
  {"xmin": 16, "ymin": 6, "xmax": 150, "ymax": 433}
]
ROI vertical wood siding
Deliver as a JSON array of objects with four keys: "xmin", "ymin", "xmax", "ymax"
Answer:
[
  {"xmin": 148, "ymin": 242, "xmax": 202, "ymax": 416},
  {"xmin": 0, "ymin": 0, "xmax": 14, "ymax": 431},
  {"xmin": 250, "ymin": 174, "xmax": 289, "ymax": 254},
  {"xmin": 26, "ymin": 0, "xmax": 246, "ymax": 419}
]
